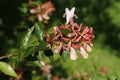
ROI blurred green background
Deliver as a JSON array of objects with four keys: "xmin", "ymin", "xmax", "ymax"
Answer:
[{"xmin": 0, "ymin": 0, "xmax": 120, "ymax": 80}]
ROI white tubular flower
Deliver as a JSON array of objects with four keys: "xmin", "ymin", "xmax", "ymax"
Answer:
[
  {"xmin": 63, "ymin": 7, "xmax": 76, "ymax": 24},
  {"xmin": 70, "ymin": 47, "xmax": 77, "ymax": 60},
  {"xmin": 80, "ymin": 47, "xmax": 88, "ymax": 59}
]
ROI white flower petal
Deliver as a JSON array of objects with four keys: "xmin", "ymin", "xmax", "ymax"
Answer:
[{"xmin": 64, "ymin": 7, "xmax": 76, "ymax": 24}]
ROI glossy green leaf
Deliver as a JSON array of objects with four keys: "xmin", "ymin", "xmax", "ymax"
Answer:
[
  {"xmin": 0, "ymin": 62, "xmax": 17, "ymax": 77},
  {"xmin": 27, "ymin": 35, "xmax": 39, "ymax": 47},
  {"xmin": 18, "ymin": 46, "xmax": 35, "ymax": 61},
  {"xmin": 24, "ymin": 46, "xmax": 35, "ymax": 57},
  {"xmin": 34, "ymin": 22, "xmax": 45, "ymax": 41},
  {"xmin": 18, "ymin": 26, "xmax": 34, "ymax": 49},
  {"xmin": 37, "ymin": 41, "xmax": 47, "ymax": 51}
]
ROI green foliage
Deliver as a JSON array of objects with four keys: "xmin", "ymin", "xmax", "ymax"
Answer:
[
  {"xmin": 18, "ymin": 26, "xmax": 35, "ymax": 49},
  {"xmin": 0, "ymin": 62, "xmax": 17, "ymax": 77},
  {"xmin": 106, "ymin": 1, "xmax": 120, "ymax": 27},
  {"xmin": 34, "ymin": 22, "xmax": 45, "ymax": 41},
  {"xmin": 16, "ymin": 22, "xmax": 48, "ymax": 63},
  {"xmin": 51, "ymin": 43, "xmax": 120, "ymax": 80}
]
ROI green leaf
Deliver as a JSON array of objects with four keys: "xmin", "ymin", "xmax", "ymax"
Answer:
[
  {"xmin": 18, "ymin": 46, "xmax": 35, "ymax": 61},
  {"xmin": 0, "ymin": 62, "xmax": 17, "ymax": 77},
  {"xmin": 61, "ymin": 28, "xmax": 71, "ymax": 37},
  {"xmin": 60, "ymin": 50, "xmax": 69, "ymax": 62},
  {"xmin": 37, "ymin": 41, "xmax": 47, "ymax": 51},
  {"xmin": 24, "ymin": 46, "xmax": 35, "ymax": 57},
  {"xmin": 26, "ymin": 61, "xmax": 42, "ymax": 67},
  {"xmin": 49, "ymin": 33, "xmax": 55, "ymax": 40},
  {"xmin": 18, "ymin": 26, "xmax": 34, "ymax": 49},
  {"xmin": 18, "ymin": 49, "xmax": 26, "ymax": 61},
  {"xmin": 34, "ymin": 22, "xmax": 45, "ymax": 41},
  {"xmin": 37, "ymin": 51, "xmax": 43, "ymax": 60},
  {"xmin": 26, "ymin": 35, "xmax": 39, "ymax": 47}
]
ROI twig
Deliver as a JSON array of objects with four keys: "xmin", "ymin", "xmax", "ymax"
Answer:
[{"xmin": 0, "ymin": 53, "xmax": 17, "ymax": 60}]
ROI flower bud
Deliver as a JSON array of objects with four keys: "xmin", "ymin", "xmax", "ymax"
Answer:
[
  {"xmin": 70, "ymin": 47, "xmax": 77, "ymax": 60},
  {"xmin": 80, "ymin": 47, "xmax": 88, "ymax": 59}
]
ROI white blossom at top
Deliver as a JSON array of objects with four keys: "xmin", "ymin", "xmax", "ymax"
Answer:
[{"xmin": 63, "ymin": 7, "xmax": 76, "ymax": 24}]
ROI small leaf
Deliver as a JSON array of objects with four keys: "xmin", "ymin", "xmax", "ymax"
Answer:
[
  {"xmin": 60, "ymin": 50, "xmax": 69, "ymax": 62},
  {"xmin": 0, "ymin": 62, "xmax": 17, "ymax": 77},
  {"xmin": 49, "ymin": 33, "xmax": 55, "ymax": 40},
  {"xmin": 34, "ymin": 22, "xmax": 45, "ymax": 41},
  {"xmin": 61, "ymin": 28, "xmax": 71, "ymax": 37}
]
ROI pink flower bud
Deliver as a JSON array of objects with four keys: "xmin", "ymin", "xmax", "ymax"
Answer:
[
  {"xmin": 70, "ymin": 47, "xmax": 77, "ymax": 60},
  {"xmin": 37, "ymin": 14, "xmax": 42, "ymax": 21},
  {"xmin": 42, "ymin": 15, "xmax": 50, "ymax": 20},
  {"xmin": 83, "ymin": 34, "xmax": 90, "ymax": 40},
  {"xmin": 80, "ymin": 47, "xmax": 88, "ymax": 59},
  {"xmin": 73, "ymin": 23, "xmax": 79, "ymax": 29},
  {"xmin": 54, "ymin": 27, "xmax": 60, "ymax": 35},
  {"xmin": 78, "ymin": 23, "xmax": 82, "ymax": 31},
  {"xmin": 83, "ymin": 27, "xmax": 89, "ymax": 34},
  {"xmin": 55, "ymin": 44, "xmax": 62, "ymax": 53},
  {"xmin": 30, "ymin": 9, "xmax": 38, "ymax": 14},
  {"xmin": 84, "ymin": 43, "xmax": 92, "ymax": 52},
  {"xmin": 86, "ymin": 44, "xmax": 92, "ymax": 52},
  {"xmin": 46, "ymin": 34, "xmax": 51, "ymax": 42},
  {"xmin": 75, "ymin": 36, "xmax": 82, "ymax": 42},
  {"xmin": 68, "ymin": 33, "xmax": 76, "ymax": 37},
  {"xmin": 67, "ymin": 41, "xmax": 71, "ymax": 49}
]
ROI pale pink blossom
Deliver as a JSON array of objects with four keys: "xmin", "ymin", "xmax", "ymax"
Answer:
[
  {"xmin": 70, "ymin": 47, "xmax": 77, "ymax": 60},
  {"xmin": 80, "ymin": 47, "xmax": 88, "ymax": 59},
  {"xmin": 30, "ymin": 1, "xmax": 55, "ymax": 22},
  {"xmin": 54, "ymin": 27, "xmax": 61, "ymax": 35},
  {"xmin": 83, "ymin": 43, "xmax": 92, "ymax": 52}
]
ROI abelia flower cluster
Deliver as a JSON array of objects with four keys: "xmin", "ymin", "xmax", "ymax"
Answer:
[
  {"xmin": 45, "ymin": 19, "xmax": 94, "ymax": 60},
  {"xmin": 45, "ymin": 7, "xmax": 94, "ymax": 60},
  {"xmin": 30, "ymin": 1, "xmax": 55, "ymax": 23}
]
